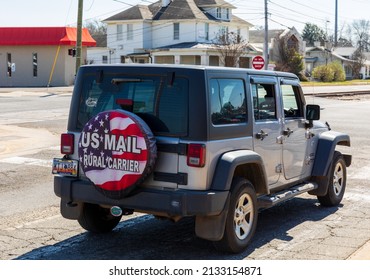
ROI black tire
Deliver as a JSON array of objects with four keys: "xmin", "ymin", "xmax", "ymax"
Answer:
[
  {"xmin": 214, "ymin": 178, "xmax": 258, "ymax": 253},
  {"xmin": 78, "ymin": 203, "xmax": 121, "ymax": 233},
  {"xmin": 318, "ymin": 151, "xmax": 347, "ymax": 207}
]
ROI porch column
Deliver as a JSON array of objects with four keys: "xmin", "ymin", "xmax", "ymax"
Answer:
[{"xmin": 201, "ymin": 54, "xmax": 209, "ymax": 66}]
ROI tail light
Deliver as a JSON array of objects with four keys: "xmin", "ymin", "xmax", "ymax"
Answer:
[
  {"xmin": 61, "ymin": 133, "xmax": 74, "ymax": 155},
  {"xmin": 187, "ymin": 144, "xmax": 206, "ymax": 167}
]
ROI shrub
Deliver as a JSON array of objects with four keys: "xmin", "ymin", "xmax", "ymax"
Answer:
[
  {"xmin": 312, "ymin": 65, "xmax": 334, "ymax": 82},
  {"xmin": 330, "ymin": 61, "xmax": 346, "ymax": 81},
  {"xmin": 312, "ymin": 62, "xmax": 346, "ymax": 82}
]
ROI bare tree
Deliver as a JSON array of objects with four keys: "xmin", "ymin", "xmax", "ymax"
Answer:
[
  {"xmin": 349, "ymin": 48, "xmax": 366, "ymax": 79},
  {"xmin": 213, "ymin": 31, "xmax": 249, "ymax": 67},
  {"xmin": 84, "ymin": 19, "xmax": 107, "ymax": 47},
  {"xmin": 351, "ymin": 19, "xmax": 370, "ymax": 51}
]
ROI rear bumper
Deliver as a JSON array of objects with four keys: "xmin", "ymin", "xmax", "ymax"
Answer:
[{"xmin": 54, "ymin": 176, "xmax": 229, "ymax": 219}]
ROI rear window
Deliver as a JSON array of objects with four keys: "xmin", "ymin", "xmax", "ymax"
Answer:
[{"xmin": 77, "ymin": 72, "xmax": 189, "ymax": 136}]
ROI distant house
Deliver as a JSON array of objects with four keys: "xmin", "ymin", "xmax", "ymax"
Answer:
[
  {"xmin": 249, "ymin": 27, "xmax": 306, "ymax": 69},
  {"xmin": 304, "ymin": 46, "xmax": 370, "ymax": 79},
  {"xmin": 94, "ymin": 0, "xmax": 255, "ymax": 67},
  {"xmin": 0, "ymin": 27, "xmax": 96, "ymax": 87}
]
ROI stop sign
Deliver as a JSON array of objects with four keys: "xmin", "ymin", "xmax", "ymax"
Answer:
[{"xmin": 252, "ymin": 56, "xmax": 265, "ymax": 70}]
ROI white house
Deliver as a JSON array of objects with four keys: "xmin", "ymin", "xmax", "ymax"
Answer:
[{"xmin": 96, "ymin": 0, "xmax": 255, "ymax": 67}]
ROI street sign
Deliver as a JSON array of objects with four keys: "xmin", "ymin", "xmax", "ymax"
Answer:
[{"xmin": 252, "ymin": 55, "xmax": 265, "ymax": 70}]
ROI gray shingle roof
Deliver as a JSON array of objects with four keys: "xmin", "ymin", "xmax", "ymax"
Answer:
[
  {"xmin": 151, "ymin": 0, "xmax": 209, "ymax": 20},
  {"xmin": 104, "ymin": 5, "xmax": 153, "ymax": 21},
  {"xmin": 194, "ymin": 0, "xmax": 236, "ymax": 8},
  {"xmin": 104, "ymin": 0, "xmax": 248, "ymax": 24}
]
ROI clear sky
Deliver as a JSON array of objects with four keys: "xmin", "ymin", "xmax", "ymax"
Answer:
[{"xmin": 0, "ymin": 0, "xmax": 369, "ymax": 34}]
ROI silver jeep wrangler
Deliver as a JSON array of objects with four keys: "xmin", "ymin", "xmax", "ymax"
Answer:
[{"xmin": 53, "ymin": 64, "xmax": 351, "ymax": 253}]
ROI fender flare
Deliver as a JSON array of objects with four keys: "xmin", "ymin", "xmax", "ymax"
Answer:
[
  {"xmin": 210, "ymin": 150, "xmax": 268, "ymax": 194},
  {"xmin": 309, "ymin": 131, "xmax": 351, "ymax": 196},
  {"xmin": 312, "ymin": 130, "xmax": 351, "ymax": 177}
]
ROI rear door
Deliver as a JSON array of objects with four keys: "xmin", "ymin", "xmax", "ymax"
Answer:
[{"xmin": 75, "ymin": 69, "xmax": 189, "ymax": 189}]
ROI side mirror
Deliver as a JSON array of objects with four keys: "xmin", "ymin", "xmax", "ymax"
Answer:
[{"xmin": 306, "ymin": 104, "xmax": 320, "ymax": 121}]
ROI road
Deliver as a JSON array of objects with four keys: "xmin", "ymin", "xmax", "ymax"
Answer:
[{"xmin": 0, "ymin": 87, "xmax": 369, "ymax": 260}]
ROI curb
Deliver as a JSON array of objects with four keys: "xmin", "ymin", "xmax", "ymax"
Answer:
[{"xmin": 347, "ymin": 241, "xmax": 370, "ymax": 260}]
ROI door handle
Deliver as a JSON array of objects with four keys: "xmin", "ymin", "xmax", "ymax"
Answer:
[
  {"xmin": 256, "ymin": 130, "xmax": 269, "ymax": 140},
  {"xmin": 283, "ymin": 128, "xmax": 294, "ymax": 137}
]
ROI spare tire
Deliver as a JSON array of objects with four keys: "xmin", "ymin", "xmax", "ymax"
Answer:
[{"xmin": 78, "ymin": 110, "xmax": 157, "ymax": 199}]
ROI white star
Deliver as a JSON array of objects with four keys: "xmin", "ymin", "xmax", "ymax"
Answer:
[
  {"xmin": 95, "ymin": 116, "xmax": 99, "ymax": 121},
  {"xmin": 99, "ymin": 119, "xmax": 105, "ymax": 127},
  {"xmin": 104, "ymin": 129, "xmax": 109, "ymax": 133},
  {"xmin": 88, "ymin": 124, "xmax": 93, "ymax": 130}
]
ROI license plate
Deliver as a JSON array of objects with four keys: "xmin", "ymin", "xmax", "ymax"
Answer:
[{"xmin": 52, "ymin": 158, "xmax": 78, "ymax": 177}]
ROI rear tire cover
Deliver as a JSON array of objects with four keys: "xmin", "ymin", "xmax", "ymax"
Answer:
[{"xmin": 78, "ymin": 110, "xmax": 157, "ymax": 199}]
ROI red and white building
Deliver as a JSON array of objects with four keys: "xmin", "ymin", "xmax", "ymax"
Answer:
[{"xmin": 0, "ymin": 27, "xmax": 96, "ymax": 87}]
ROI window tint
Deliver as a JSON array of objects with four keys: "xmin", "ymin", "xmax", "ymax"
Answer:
[
  {"xmin": 77, "ymin": 74, "xmax": 188, "ymax": 136},
  {"xmin": 252, "ymin": 83, "xmax": 277, "ymax": 121},
  {"xmin": 210, "ymin": 78, "xmax": 247, "ymax": 125},
  {"xmin": 281, "ymin": 85, "xmax": 303, "ymax": 118}
]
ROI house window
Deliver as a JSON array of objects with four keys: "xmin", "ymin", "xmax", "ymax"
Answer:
[
  {"xmin": 180, "ymin": 55, "xmax": 201, "ymax": 65},
  {"xmin": 127, "ymin": 24, "xmax": 133, "ymax": 40},
  {"xmin": 7, "ymin": 53, "xmax": 12, "ymax": 77},
  {"xmin": 226, "ymin": 8, "xmax": 230, "ymax": 20},
  {"xmin": 220, "ymin": 26, "xmax": 228, "ymax": 34},
  {"xmin": 287, "ymin": 35, "xmax": 299, "ymax": 50},
  {"xmin": 155, "ymin": 56, "xmax": 175, "ymax": 64},
  {"xmin": 209, "ymin": 56, "xmax": 219, "ymax": 66},
  {"xmin": 32, "ymin": 53, "xmax": 38, "ymax": 77},
  {"xmin": 102, "ymin": 55, "xmax": 108, "ymax": 64},
  {"xmin": 205, "ymin": 23, "xmax": 209, "ymax": 41},
  {"xmin": 174, "ymin": 23, "xmax": 180, "ymax": 40},
  {"xmin": 216, "ymin": 7, "xmax": 222, "ymax": 18},
  {"xmin": 117, "ymin": 24, "xmax": 123, "ymax": 41}
]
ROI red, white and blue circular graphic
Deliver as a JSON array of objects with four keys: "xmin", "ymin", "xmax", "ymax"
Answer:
[{"xmin": 78, "ymin": 110, "xmax": 157, "ymax": 199}]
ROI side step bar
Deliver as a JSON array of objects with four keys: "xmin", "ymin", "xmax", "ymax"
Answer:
[{"xmin": 258, "ymin": 182, "xmax": 318, "ymax": 209}]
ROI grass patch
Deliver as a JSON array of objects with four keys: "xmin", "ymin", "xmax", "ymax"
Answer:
[{"xmin": 301, "ymin": 80, "xmax": 370, "ymax": 87}]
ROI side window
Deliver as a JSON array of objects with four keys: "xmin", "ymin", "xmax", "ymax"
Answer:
[
  {"xmin": 281, "ymin": 85, "xmax": 303, "ymax": 118},
  {"xmin": 210, "ymin": 78, "xmax": 247, "ymax": 125},
  {"xmin": 252, "ymin": 83, "xmax": 277, "ymax": 121}
]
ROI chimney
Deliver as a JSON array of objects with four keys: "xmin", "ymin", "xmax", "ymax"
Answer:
[{"xmin": 162, "ymin": 0, "xmax": 171, "ymax": 7}]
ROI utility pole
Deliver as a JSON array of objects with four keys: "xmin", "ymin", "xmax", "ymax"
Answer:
[
  {"xmin": 334, "ymin": 0, "xmax": 338, "ymax": 47},
  {"xmin": 76, "ymin": 0, "xmax": 83, "ymax": 74},
  {"xmin": 264, "ymin": 0, "xmax": 269, "ymax": 69}
]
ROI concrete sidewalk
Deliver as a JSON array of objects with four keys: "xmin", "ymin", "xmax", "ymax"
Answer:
[{"xmin": 0, "ymin": 86, "xmax": 73, "ymax": 96}]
